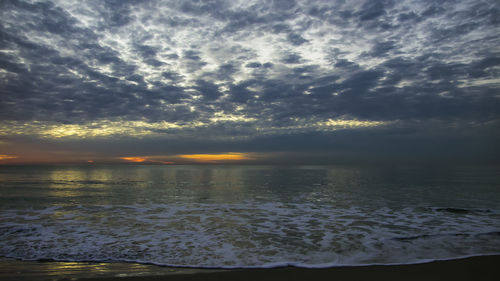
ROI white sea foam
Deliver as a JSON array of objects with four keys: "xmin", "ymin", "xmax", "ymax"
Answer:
[{"xmin": 1, "ymin": 203, "xmax": 499, "ymax": 268}]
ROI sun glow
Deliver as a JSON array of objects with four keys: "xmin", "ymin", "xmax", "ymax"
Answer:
[
  {"xmin": 0, "ymin": 154, "xmax": 17, "ymax": 160},
  {"xmin": 120, "ymin": 157, "xmax": 147, "ymax": 163},
  {"xmin": 177, "ymin": 153, "xmax": 253, "ymax": 163},
  {"xmin": 119, "ymin": 156, "xmax": 176, "ymax": 164}
]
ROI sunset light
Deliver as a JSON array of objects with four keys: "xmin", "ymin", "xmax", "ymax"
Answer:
[
  {"xmin": 0, "ymin": 154, "xmax": 17, "ymax": 160},
  {"xmin": 177, "ymin": 153, "xmax": 254, "ymax": 163},
  {"xmin": 120, "ymin": 157, "xmax": 147, "ymax": 163}
]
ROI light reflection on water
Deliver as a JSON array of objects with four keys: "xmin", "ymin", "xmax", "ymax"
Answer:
[
  {"xmin": 0, "ymin": 164, "xmax": 499, "ymax": 208},
  {"xmin": 38, "ymin": 165, "xmax": 252, "ymax": 206},
  {"xmin": 0, "ymin": 258, "xmax": 212, "ymax": 281}
]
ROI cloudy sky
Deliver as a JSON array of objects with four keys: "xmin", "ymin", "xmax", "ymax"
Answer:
[{"xmin": 0, "ymin": 0, "xmax": 499, "ymax": 164}]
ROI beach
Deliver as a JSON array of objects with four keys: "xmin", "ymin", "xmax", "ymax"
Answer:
[{"xmin": 1, "ymin": 255, "xmax": 499, "ymax": 281}]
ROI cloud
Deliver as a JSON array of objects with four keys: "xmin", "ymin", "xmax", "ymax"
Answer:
[
  {"xmin": 1, "ymin": 0, "xmax": 499, "ymax": 163},
  {"xmin": 281, "ymin": 53, "xmax": 303, "ymax": 64},
  {"xmin": 357, "ymin": 0, "xmax": 390, "ymax": 21},
  {"xmin": 193, "ymin": 79, "xmax": 222, "ymax": 101},
  {"xmin": 287, "ymin": 32, "xmax": 308, "ymax": 46},
  {"xmin": 364, "ymin": 40, "xmax": 397, "ymax": 57},
  {"xmin": 245, "ymin": 62, "xmax": 262, "ymax": 68}
]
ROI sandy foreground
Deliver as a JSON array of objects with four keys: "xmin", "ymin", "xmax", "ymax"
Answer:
[{"xmin": 0, "ymin": 255, "xmax": 499, "ymax": 281}]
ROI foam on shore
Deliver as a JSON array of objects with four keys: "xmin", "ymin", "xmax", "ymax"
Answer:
[{"xmin": 1, "ymin": 203, "xmax": 499, "ymax": 268}]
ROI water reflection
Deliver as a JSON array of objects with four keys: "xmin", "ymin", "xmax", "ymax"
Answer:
[
  {"xmin": 39, "ymin": 165, "xmax": 250, "ymax": 204},
  {"xmin": 0, "ymin": 259, "xmax": 214, "ymax": 281},
  {"xmin": 2, "ymin": 164, "xmax": 497, "ymax": 208},
  {"xmin": 48, "ymin": 169, "xmax": 87, "ymax": 199},
  {"xmin": 47, "ymin": 167, "xmax": 117, "ymax": 204},
  {"xmin": 40, "ymin": 165, "xmax": 361, "ymax": 205}
]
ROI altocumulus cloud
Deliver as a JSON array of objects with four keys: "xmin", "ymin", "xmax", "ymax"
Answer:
[{"xmin": 0, "ymin": 0, "xmax": 499, "ymax": 164}]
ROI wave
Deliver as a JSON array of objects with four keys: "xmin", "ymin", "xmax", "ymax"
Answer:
[
  {"xmin": 4, "ymin": 254, "xmax": 500, "ymax": 270},
  {"xmin": 393, "ymin": 230, "xmax": 500, "ymax": 242},
  {"xmin": 1, "ymin": 203, "xmax": 499, "ymax": 268},
  {"xmin": 431, "ymin": 207, "xmax": 494, "ymax": 214}
]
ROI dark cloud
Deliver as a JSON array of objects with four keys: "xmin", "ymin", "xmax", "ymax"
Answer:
[
  {"xmin": 358, "ymin": 0, "xmax": 390, "ymax": 21},
  {"xmin": 334, "ymin": 59, "xmax": 359, "ymax": 69},
  {"xmin": 287, "ymin": 32, "xmax": 308, "ymax": 46},
  {"xmin": 182, "ymin": 50, "xmax": 203, "ymax": 61},
  {"xmin": 99, "ymin": 0, "xmax": 145, "ymax": 29},
  {"xmin": 397, "ymin": 11, "xmax": 419, "ymax": 22},
  {"xmin": 364, "ymin": 40, "xmax": 397, "ymax": 57},
  {"xmin": 144, "ymin": 58, "xmax": 165, "ymax": 67},
  {"xmin": 177, "ymin": 0, "xmax": 228, "ymax": 17},
  {"xmin": 272, "ymin": 0, "xmax": 296, "ymax": 11},
  {"xmin": 181, "ymin": 49, "xmax": 207, "ymax": 72},
  {"xmin": 281, "ymin": 53, "xmax": 302, "ymax": 64},
  {"xmin": 193, "ymin": 80, "xmax": 222, "ymax": 101},
  {"xmin": 135, "ymin": 44, "xmax": 158, "ymax": 58},
  {"xmin": 469, "ymin": 57, "xmax": 500, "ymax": 78},
  {"xmin": 165, "ymin": 53, "xmax": 179, "ymax": 60},
  {"xmin": 162, "ymin": 71, "xmax": 184, "ymax": 83},
  {"xmin": 245, "ymin": 62, "xmax": 262, "ymax": 68},
  {"xmin": 216, "ymin": 63, "xmax": 239, "ymax": 81},
  {"xmin": 1, "ymin": 0, "xmax": 499, "ymax": 164},
  {"xmin": 421, "ymin": 4, "xmax": 445, "ymax": 18}
]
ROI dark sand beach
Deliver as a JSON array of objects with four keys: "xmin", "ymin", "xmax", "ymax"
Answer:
[{"xmin": 1, "ymin": 255, "xmax": 499, "ymax": 281}]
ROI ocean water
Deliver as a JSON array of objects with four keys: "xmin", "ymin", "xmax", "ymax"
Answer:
[{"xmin": 0, "ymin": 164, "xmax": 499, "ymax": 268}]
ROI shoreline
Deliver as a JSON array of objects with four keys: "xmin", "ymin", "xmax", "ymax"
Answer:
[{"xmin": 1, "ymin": 255, "xmax": 499, "ymax": 281}]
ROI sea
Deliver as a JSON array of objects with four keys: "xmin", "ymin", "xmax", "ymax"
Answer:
[{"xmin": 0, "ymin": 164, "xmax": 499, "ymax": 268}]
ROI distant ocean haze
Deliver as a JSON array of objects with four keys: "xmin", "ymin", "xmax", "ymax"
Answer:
[{"xmin": 0, "ymin": 165, "xmax": 499, "ymax": 268}]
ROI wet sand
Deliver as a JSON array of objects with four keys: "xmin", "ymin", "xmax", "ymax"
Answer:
[{"xmin": 1, "ymin": 255, "xmax": 499, "ymax": 281}]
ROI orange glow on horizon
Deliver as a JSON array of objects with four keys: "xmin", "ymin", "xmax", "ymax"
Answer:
[
  {"xmin": 177, "ymin": 153, "xmax": 253, "ymax": 163},
  {"xmin": 119, "ymin": 157, "xmax": 175, "ymax": 164},
  {"xmin": 120, "ymin": 157, "xmax": 147, "ymax": 163},
  {"xmin": 0, "ymin": 154, "xmax": 17, "ymax": 160}
]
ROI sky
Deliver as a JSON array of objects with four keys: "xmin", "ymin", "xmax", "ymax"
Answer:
[{"xmin": 0, "ymin": 0, "xmax": 499, "ymax": 165}]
